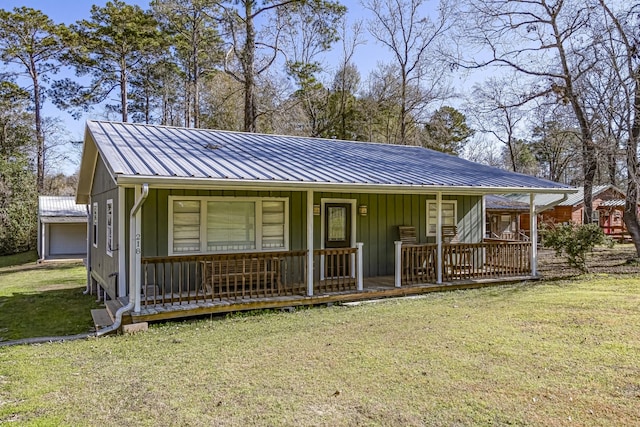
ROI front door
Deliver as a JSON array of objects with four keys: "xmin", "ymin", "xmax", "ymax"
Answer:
[{"xmin": 324, "ymin": 203, "xmax": 351, "ymax": 277}]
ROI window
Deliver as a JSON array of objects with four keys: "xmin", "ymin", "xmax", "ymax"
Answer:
[
  {"xmin": 106, "ymin": 199, "xmax": 113, "ymax": 257},
  {"xmin": 173, "ymin": 200, "xmax": 201, "ymax": 253},
  {"xmin": 92, "ymin": 202, "xmax": 98, "ymax": 248},
  {"xmin": 207, "ymin": 201, "xmax": 256, "ymax": 251},
  {"xmin": 169, "ymin": 197, "xmax": 288, "ymax": 254},
  {"xmin": 591, "ymin": 210, "xmax": 600, "ymax": 224},
  {"xmin": 426, "ymin": 200, "xmax": 457, "ymax": 236}
]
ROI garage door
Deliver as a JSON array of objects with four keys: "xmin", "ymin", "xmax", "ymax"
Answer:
[{"xmin": 49, "ymin": 223, "xmax": 87, "ymax": 257}]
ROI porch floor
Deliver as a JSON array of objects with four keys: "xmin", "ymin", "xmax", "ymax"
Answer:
[{"xmin": 129, "ymin": 275, "xmax": 539, "ymax": 323}]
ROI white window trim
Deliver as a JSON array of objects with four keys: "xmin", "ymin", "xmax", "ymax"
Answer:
[
  {"xmin": 106, "ymin": 199, "xmax": 113, "ymax": 257},
  {"xmin": 426, "ymin": 199, "xmax": 457, "ymax": 237},
  {"xmin": 168, "ymin": 196, "xmax": 289, "ymax": 255},
  {"xmin": 92, "ymin": 202, "xmax": 98, "ymax": 248}
]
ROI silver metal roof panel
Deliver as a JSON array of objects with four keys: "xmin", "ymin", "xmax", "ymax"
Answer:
[
  {"xmin": 505, "ymin": 185, "xmax": 614, "ymax": 207},
  {"xmin": 85, "ymin": 121, "xmax": 575, "ymax": 192},
  {"xmin": 39, "ymin": 196, "xmax": 87, "ymax": 217}
]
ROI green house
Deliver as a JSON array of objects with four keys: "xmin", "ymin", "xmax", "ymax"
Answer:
[{"xmin": 76, "ymin": 121, "xmax": 574, "ymax": 328}]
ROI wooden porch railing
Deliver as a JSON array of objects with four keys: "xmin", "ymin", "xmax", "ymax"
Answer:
[
  {"xmin": 401, "ymin": 244, "xmax": 437, "ymax": 285},
  {"xmin": 399, "ymin": 241, "xmax": 532, "ymax": 285},
  {"xmin": 313, "ymin": 247, "xmax": 358, "ymax": 293},
  {"xmin": 442, "ymin": 241, "xmax": 531, "ymax": 281},
  {"xmin": 141, "ymin": 250, "xmax": 307, "ymax": 308}
]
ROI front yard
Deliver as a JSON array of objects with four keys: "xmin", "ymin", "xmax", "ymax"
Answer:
[
  {"xmin": 0, "ymin": 260, "xmax": 98, "ymax": 341},
  {"xmin": 0, "ymin": 246, "xmax": 639, "ymax": 425}
]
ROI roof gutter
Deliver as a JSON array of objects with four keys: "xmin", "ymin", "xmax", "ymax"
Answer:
[
  {"xmin": 96, "ymin": 183, "xmax": 148, "ymax": 336},
  {"xmin": 114, "ymin": 175, "xmax": 577, "ymax": 196}
]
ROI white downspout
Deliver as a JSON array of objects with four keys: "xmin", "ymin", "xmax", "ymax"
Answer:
[{"xmin": 96, "ymin": 184, "xmax": 148, "ymax": 336}]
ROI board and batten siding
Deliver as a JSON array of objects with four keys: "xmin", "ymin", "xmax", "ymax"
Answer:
[
  {"xmin": 89, "ymin": 155, "xmax": 120, "ymax": 299},
  {"xmin": 134, "ymin": 189, "xmax": 481, "ymax": 280},
  {"xmin": 314, "ymin": 193, "xmax": 482, "ymax": 278}
]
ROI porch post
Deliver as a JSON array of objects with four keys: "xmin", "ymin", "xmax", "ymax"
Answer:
[
  {"xmin": 394, "ymin": 240, "xmax": 402, "ymax": 287},
  {"xmin": 133, "ymin": 186, "xmax": 143, "ymax": 313},
  {"xmin": 436, "ymin": 192, "xmax": 443, "ymax": 284},
  {"xmin": 530, "ymin": 193, "xmax": 538, "ymax": 276},
  {"xmin": 356, "ymin": 242, "xmax": 364, "ymax": 291},
  {"xmin": 306, "ymin": 190, "xmax": 314, "ymax": 296}
]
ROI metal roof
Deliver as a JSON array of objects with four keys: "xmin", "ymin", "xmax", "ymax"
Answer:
[
  {"xmin": 505, "ymin": 185, "xmax": 617, "ymax": 207},
  {"xmin": 79, "ymin": 121, "xmax": 575, "ymax": 199},
  {"xmin": 39, "ymin": 196, "xmax": 87, "ymax": 218},
  {"xmin": 599, "ymin": 199, "xmax": 626, "ymax": 207},
  {"xmin": 485, "ymin": 195, "xmax": 530, "ymax": 211}
]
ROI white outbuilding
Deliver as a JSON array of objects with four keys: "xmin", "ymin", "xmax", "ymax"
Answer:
[{"xmin": 38, "ymin": 196, "xmax": 88, "ymax": 261}]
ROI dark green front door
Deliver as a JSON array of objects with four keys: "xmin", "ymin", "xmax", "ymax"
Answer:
[{"xmin": 325, "ymin": 203, "xmax": 351, "ymax": 277}]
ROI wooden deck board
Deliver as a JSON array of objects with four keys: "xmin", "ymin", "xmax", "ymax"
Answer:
[{"xmin": 91, "ymin": 309, "xmax": 113, "ymax": 330}]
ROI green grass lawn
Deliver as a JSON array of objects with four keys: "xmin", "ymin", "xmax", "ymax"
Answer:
[
  {"xmin": 0, "ymin": 260, "xmax": 99, "ymax": 341},
  {"xmin": 1, "ymin": 269, "xmax": 639, "ymax": 425},
  {"xmin": 0, "ymin": 250, "xmax": 37, "ymax": 269}
]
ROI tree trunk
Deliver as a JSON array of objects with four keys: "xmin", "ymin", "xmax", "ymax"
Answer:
[
  {"xmin": 624, "ymin": 67, "xmax": 640, "ymax": 256},
  {"xmin": 582, "ymin": 141, "xmax": 597, "ymax": 224},
  {"xmin": 399, "ymin": 67, "xmax": 407, "ymax": 144},
  {"xmin": 193, "ymin": 42, "xmax": 200, "ymax": 129},
  {"xmin": 243, "ymin": 1, "xmax": 257, "ymax": 133},
  {"xmin": 32, "ymin": 64, "xmax": 45, "ymax": 193},
  {"xmin": 120, "ymin": 59, "xmax": 128, "ymax": 122}
]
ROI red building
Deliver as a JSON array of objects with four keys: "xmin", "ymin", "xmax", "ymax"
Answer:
[{"xmin": 504, "ymin": 185, "xmax": 637, "ymax": 241}]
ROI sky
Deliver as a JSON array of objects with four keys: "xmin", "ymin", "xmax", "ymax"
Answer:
[{"xmin": 1, "ymin": 0, "xmax": 449, "ymax": 173}]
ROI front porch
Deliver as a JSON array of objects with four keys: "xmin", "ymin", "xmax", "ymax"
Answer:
[{"xmin": 131, "ymin": 241, "xmax": 534, "ymax": 322}]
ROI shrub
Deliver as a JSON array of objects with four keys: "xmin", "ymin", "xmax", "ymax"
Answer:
[{"xmin": 541, "ymin": 222, "xmax": 613, "ymax": 272}]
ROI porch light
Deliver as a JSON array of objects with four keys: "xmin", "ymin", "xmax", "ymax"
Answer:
[
  {"xmin": 313, "ymin": 204, "xmax": 321, "ymax": 215},
  {"xmin": 358, "ymin": 205, "xmax": 368, "ymax": 216}
]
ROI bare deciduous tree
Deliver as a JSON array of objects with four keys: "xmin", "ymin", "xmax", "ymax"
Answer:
[
  {"xmin": 597, "ymin": 1, "xmax": 640, "ymax": 256},
  {"xmin": 468, "ymin": 76, "xmax": 527, "ymax": 172},
  {"xmin": 364, "ymin": 0, "xmax": 453, "ymax": 144},
  {"xmin": 460, "ymin": 0, "xmax": 603, "ymax": 222},
  {"xmin": 221, "ymin": 0, "xmax": 344, "ymax": 133}
]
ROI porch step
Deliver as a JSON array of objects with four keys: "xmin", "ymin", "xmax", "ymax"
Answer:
[
  {"xmin": 105, "ymin": 299, "xmax": 123, "ymax": 320},
  {"xmin": 104, "ymin": 299, "xmax": 132, "ymax": 326},
  {"xmin": 91, "ymin": 308, "xmax": 114, "ymax": 330}
]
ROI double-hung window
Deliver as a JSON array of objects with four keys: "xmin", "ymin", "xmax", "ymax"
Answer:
[
  {"xmin": 426, "ymin": 200, "xmax": 457, "ymax": 236},
  {"xmin": 169, "ymin": 196, "xmax": 288, "ymax": 254}
]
